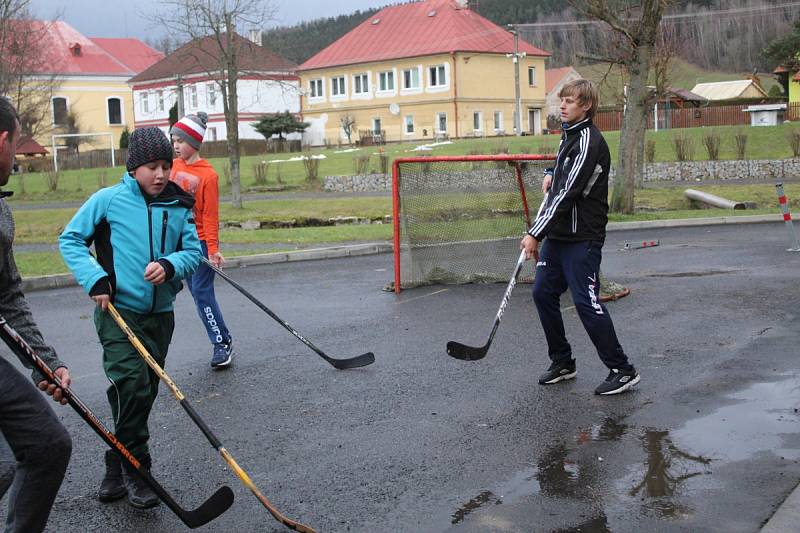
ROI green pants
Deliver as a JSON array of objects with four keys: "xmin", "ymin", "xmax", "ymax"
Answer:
[{"xmin": 95, "ymin": 307, "xmax": 174, "ymax": 460}]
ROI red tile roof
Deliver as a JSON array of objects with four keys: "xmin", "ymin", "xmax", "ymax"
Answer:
[
  {"xmin": 299, "ymin": 0, "xmax": 549, "ymax": 71},
  {"xmin": 90, "ymin": 38, "xmax": 164, "ymax": 73},
  {"xmin": 129, "ymin": 33, "xmax": 296, "ymax": 84},
  {"xmin": 545, "ymin": 67, "xmax": 577, "ymax": 93},
  {"xmin": 16, "ymin": 137, "xmax": 48, "ymax": 156},
  {"xmin": 5, "ymin": 21, "xmax": 161, "ymax": 76}
]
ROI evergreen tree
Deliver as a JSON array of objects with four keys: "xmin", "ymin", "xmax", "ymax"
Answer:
[{"xmin": 252, "ymin": 111, "xmax": 310, "ymax": 140}]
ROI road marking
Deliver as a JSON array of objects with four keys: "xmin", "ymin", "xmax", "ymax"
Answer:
[{"xmin": 395, "ymin": 288, "xmax": 449, "ymax": 304}]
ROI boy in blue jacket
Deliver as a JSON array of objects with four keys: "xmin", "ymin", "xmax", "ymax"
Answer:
[{"xmin": 60, "ymin": 127, "xmax": 202, "ymax": 508}]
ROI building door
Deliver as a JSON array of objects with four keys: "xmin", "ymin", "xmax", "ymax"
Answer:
[{"xmin": 528, "ymin": 108, "xmax": 542, "ymax": 135}]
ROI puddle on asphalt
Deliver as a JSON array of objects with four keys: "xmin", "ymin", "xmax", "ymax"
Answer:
[
  {"xmin": 673, "ymin": 376, "xmax": 800, "ymax": 463},
  {"xmin": 452, "ymin": 377, "xmax": 800, "ymax": 528}
]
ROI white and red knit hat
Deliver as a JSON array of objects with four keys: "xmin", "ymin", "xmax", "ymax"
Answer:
[{"xmin": 170, "ymin": 112, "xmax": 208, "ymax": 150}]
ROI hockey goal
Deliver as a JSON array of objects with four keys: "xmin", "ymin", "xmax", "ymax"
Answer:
[{"xmin": 391, "ymin": 154, "xmax": 556, "ymax": 293}]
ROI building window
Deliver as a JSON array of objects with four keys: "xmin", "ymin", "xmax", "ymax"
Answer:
[
  {"xmin": 140, "ymin": 93, "xmax": 149, "ymax": 114},
  {"xmin": 309, "ymin": 79, "xmax": 323, "ymax": 98},
  {"xmin": 373, "ymin": 117, "xmax": 382, "ymax": 135},
  {"xmin": 493, "ymin": 111, "xmax": 502, "ymax": 131},
  {"xmin": 528, "ymin": 66, "xmax": 536, "ymax": 87},
  {"xmin": 207, "ymin": 84, "xmax": 216, "ymax": 107},
  {"xmin": 378, "ymin": 71, "xmax": 394, "ymax": 91},
  {"xmin": 473, "ymin": 111, "xmax": 482, "ymax": 131},
  {"xmin": 353, "ymin": 73, "xmax": 369, "ymax": 95},
  {"xmin": 404, "ymin": 115, "xmax": 414, "ymax": 134},
  {"xmin": 208, "ymin": 127, "xmax": 217, "ymax": 141},
  {"xmin": 52, "ymin": 97, "xmax": 68, "ymax": 125},
  {"xmin": 187, "ymin": 85, "xmax": 198, "ymax": 109},
  {"xmin": 107, "ymin": 97, "xmax": 122, "ymax": 125},
  {"xmin": 403, "ymin": 68, "xmax": 420, "ymax": 90},
  {"xmin": 436, "ymin": 112, "xmax": 447, "ymax": 133},
  {"xmin": 429, "ymin": 65, "xmax": 446, "ymax": 87},
  {"xmin": 331, "ymin": 76, "xmax": 346, "ymax": 97},
  {"xmin": 157, "ymin": 90, "xmax": 165, "ymax": 112}
]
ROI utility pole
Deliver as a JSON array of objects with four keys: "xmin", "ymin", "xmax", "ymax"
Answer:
[{"xmin": 507, "ymin": 25, "xmax": 525, "ymax": 137}]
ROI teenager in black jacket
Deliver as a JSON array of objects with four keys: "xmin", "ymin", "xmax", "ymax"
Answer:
[{"xmin": 520, "ymin": 79, "xmax": 640, "ymax": 395}]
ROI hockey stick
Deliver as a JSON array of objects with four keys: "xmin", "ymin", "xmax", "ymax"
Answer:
[
  {"xmin": 106, "ymin": 303, "xmax": 316, "ymax": 533},
  {"xmin": 0, "ymin": 314, "xmax": 233, "ymax": 529},
  {"xmin": 201, "ymin": 258, "xmax": 375, "ymax": 370},
  {"xmin": 447, "ymin": 249, "xmax": 527, "ymax": 361}
]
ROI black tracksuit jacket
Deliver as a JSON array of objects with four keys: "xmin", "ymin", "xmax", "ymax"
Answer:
[{"xmin": 528, "ymin": 117, "xmax": 610, "ymax": 242}]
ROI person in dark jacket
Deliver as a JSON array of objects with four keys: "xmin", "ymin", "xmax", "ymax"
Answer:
[
  {"xmin": 520, "ymin": 79, "xmax": 640, "ymax": 395},
  {"xmin": 60, "ymin": 127, "xmax": 202, "ymax": 508},
  {"xmin": 0, "ymin": 97, "xmax": 72, "ymax": 532}
]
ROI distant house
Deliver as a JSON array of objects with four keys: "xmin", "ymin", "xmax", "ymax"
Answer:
[
  {"xmin": 128, "ymin": 32, "xmax": 300, "ymax": 142},
  {"xmin": 545, "ymin": 66, "xmax": 582, "ymax": 119},
  {"xmin": 690, "ymin": 80, "xmax": 767, "ymax": 101},
  {"xmin": 3, "ymin": 20, "xmax": 162, "ymax": 151},
  {"xmin": 297, "ymin": 0, "xmax": 550, "ymax": 146},
  {"xmin": 15, "ymin": 137, "xmax": 48, "ymax": 157}
]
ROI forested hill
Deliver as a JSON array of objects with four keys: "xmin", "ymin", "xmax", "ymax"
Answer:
[{"xmin": 262, "ymin": 0, "xmax": 791, "ymax": 73}]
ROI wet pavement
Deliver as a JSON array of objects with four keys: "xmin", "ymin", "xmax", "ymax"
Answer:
[{"xmin": 4, "ymin": 221, "xmax": 800, "ymax": 532}]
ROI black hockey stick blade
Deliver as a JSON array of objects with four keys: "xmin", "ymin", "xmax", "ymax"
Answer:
[
  {"xmin": 202, "ymin": 257, "xmax": 375, "ymax": 370},
  {"xmin": 0, "ymin": 316, "xmax": 234, "ymax": 529},
  {"xmin": 324, "ymin": 351, "xmax": 375, "ymax": 369},
  {"xmin": 137, "ymin": 470, "xmax": 234, "ymax": 529},
  {"xmin": 446, "ymin": 341, "xmax": 490, "ymax": 361}
]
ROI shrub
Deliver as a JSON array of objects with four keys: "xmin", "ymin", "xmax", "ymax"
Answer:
[
  {"xmin": 734, "ymin": 130, "xmax": 748, "ymax": 160},
  {"xmin": 353, "ymin": 155, "xmax": 370, "ymax": 175},
  {"xmin": 645, "ymin": 139, "xmax": 656, "ymax": 163},
  {"xmin": 671, "ymin": 133, "xmax": 694, "ymax": 162},
  {"xmin": 701, "ymin": 130, "xmax": 721, "ymax": 160},
  {"xmin": 44, "ymin": 169, "xmax": 59, "ymax": 192},
  {"xmin": 377, "ymin": 149, "xmax": 389, "ymax": 175},
  {"xmin": 16, "ymin": 174, "xmax": 25, "ymax": 195},
  {"xmin": 303, "ymin": 152, "xmax": 320, "ymax": 183},
  {"xmin": 221, "ymin": 164, "xmax": 231, "ymax": 186},
  {"xmin": 253, "ymin": 162, "xmax": 269, "ymax": 185},
  {"xmin": 787, "ymin": 128, "xmax": 800, "ymax": 158},
  {"xmin": 97, "ymin": 171, "xmax": 108, "ymax": 189}
]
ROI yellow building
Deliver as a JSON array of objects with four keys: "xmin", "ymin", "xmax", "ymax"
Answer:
[
  {"xmin": 297, "ymin": 0, "xmax": 550, "ymax": 146},
  {"xmin": 17, "ymin": 21, "xmax": 162, "ymax": 152}
]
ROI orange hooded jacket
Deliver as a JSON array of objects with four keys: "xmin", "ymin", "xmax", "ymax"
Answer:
[{"xmin": 170, "ymin": 158, "xmax": 221, "ymax": 255}]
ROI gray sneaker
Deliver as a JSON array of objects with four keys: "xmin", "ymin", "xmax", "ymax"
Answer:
[
  {"xmin": 538, "ymin": 358, "xmax": 577, "ymax": 385},
  {"xmin": 211, "ymin": 339, "xmax": 233, "ymax": 368},
  {"xmin": 594, "ymin": 368, "xmax": 640, "ymax": 395}
]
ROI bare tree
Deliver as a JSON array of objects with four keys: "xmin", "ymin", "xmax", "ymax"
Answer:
[
  {"xmin": 158, "ymin": 0, "xmax": 279, "ymax": 209},
  {"xmin": 0, "ymin": 1, "xmax": 62, "ymax": 139},
  {"xmin": 568, "ymin": 0, "xmax": 672, "ymax": 214},
  {"xmin": 340, "ymin": 114, "xmax": 356, "ymax": 146}
]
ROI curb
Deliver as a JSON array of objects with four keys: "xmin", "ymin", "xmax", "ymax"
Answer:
[
  {"xmin": 761, "ymin": 481, "xmax": 800, "ymax": 532},
  {"xmin": 20, "ymin": 214, "xmax": 783, "ymax": 293}
]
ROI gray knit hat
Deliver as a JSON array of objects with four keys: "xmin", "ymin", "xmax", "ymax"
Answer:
[
  {"xmin": 170, "ymin": 112, "xmax": 208, "ymax": 150},
  {"xmin": 126, "ymin": 127, "xmax": 173, "ymax": 172}
]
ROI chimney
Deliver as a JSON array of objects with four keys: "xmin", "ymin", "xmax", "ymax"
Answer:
[{"xmin": 248, "ymin": 29, "xmax": 262, "ymax": 45}]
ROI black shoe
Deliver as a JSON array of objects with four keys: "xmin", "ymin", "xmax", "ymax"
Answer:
[
  {"xmin": 538, "ymin": 358, "xmax": 577, "ymax": 385},
  {"xmin": 594, "ymin": 367, "xmax": 640, "ymax": 395},
  {"xmin": 211, "ymin": 339, "xmax": 233, "ymax": 368},
  {"xmin": 98, "ymin": 450, "xmax": 127, "ymax": 502},
  {"xmin": 123, "ymin": 455, "xmax": 160, "ymax": 509}
]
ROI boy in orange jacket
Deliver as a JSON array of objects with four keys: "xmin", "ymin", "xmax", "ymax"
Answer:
[{"xmin": 170, "ymin": 112, "xmax": 234, "ymax": 368}]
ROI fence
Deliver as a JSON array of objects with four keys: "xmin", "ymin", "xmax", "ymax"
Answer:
[{"xmin": 595, "ymin": 101, "xmax": 799, "ymax": 132}]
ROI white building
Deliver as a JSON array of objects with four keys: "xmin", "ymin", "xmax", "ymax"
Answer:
[{"xmin": 128, "ymin": 32, "xmax": 301, "ymax": 141}]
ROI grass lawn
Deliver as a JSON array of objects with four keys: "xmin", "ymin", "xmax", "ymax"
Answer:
[
  {"xmin": 10, "ymin": 181, "xmax": 797, "ymax": 278},
  {"xmin": 6, "ymin": 123, "xmax": 800, "ymax": 203}
]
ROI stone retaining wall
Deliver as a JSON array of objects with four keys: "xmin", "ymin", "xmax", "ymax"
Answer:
[{"xmin": 324, "ymin": 158, "xmax": 800, "ymax": 191}]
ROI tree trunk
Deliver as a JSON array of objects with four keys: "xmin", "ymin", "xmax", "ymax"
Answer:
[
  {"xmin": 610, "ymin": 0, "xmax": 662, "ymax": 214},
  {"xmin": 224, "ymin": 18, "xmax": 242, "ymax": 209}
]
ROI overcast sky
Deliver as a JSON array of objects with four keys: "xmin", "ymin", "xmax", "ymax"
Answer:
[{"xmin": 30, "ymin": 0, "xmax": 388, "ymax": 39}]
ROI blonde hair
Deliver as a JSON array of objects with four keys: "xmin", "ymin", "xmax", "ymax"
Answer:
[{"xmin": 558, "ymin": 79, "xmax": 599, "ymax": 119}]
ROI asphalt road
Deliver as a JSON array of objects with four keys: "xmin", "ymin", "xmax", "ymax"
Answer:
[{"xmin": 4, "ymin": 222, "xmax": 800, "ymax": 533}]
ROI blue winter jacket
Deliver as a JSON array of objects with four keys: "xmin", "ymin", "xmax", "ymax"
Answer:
[{"xmin": 60, "ymin": 172, "xmax": 202, "ymax": 314}]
